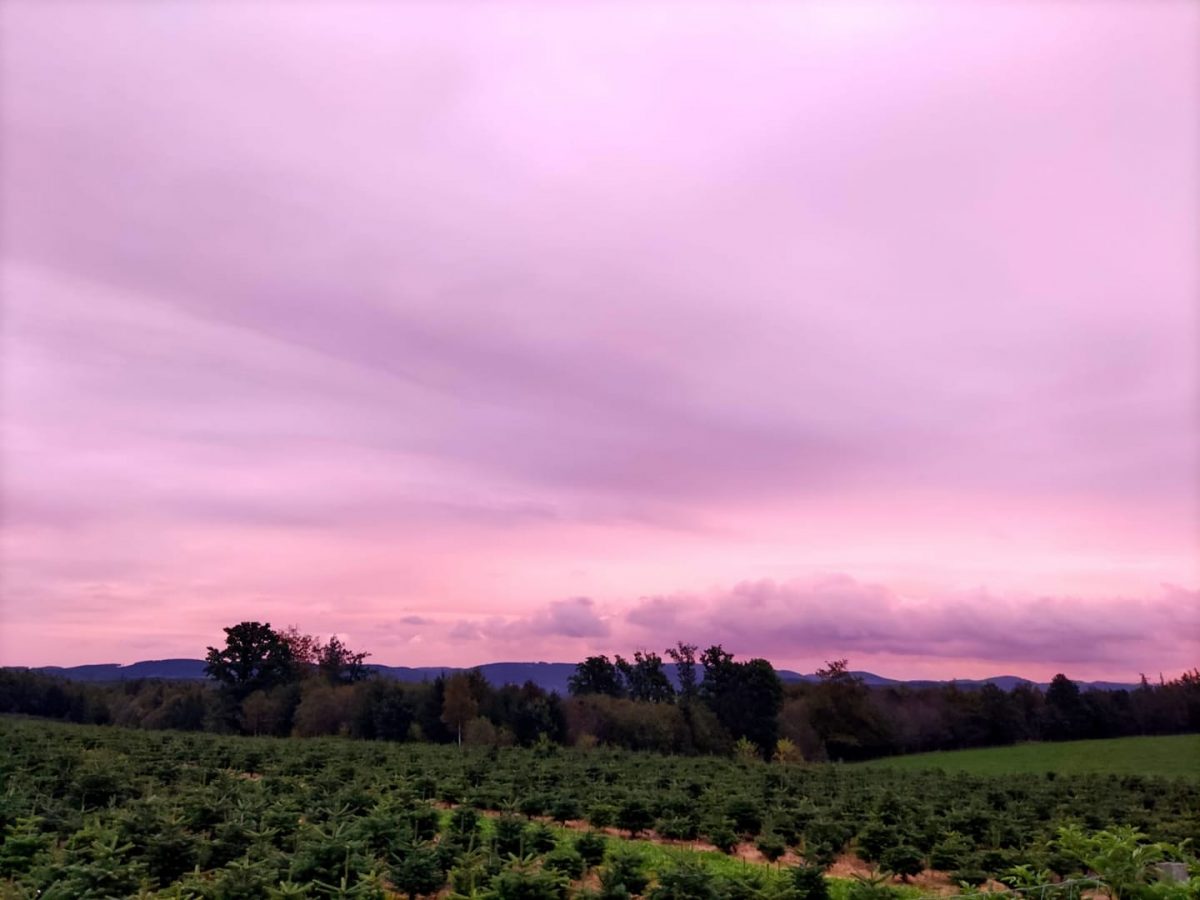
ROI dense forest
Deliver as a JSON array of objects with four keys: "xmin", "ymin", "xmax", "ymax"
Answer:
[{"xmin": 1, "ymin": 622, "xmax": 1197, "ymax": 762}]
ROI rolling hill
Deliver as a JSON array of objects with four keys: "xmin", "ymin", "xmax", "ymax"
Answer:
[{"xmin": 18, "ymin": 659, "xmax": 1138, "ymax": 693}]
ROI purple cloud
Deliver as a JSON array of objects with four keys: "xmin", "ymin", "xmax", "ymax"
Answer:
[
  {"xmin": 450, "ymin": 598, "xmax": 611, "ymax": 646},
  {"xmin": 624, "ymin": 577, "xmax": 1200, "ymax": 675}
]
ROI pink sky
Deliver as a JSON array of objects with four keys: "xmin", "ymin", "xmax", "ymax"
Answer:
[{"xmin": 1, "ymin": 1, "xmax": 1197, "ymax": 680}]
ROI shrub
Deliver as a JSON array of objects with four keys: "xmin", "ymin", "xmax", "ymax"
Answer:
[
  {"xmin": 734, "ymin": 737, "xmax": 760, "ymax": 762},
  {"xmin": 804, "ymin": 818, "xmax": 851, "ymax": 857},
  {"xmin": 718, "ymin": 870, "xmax": 771, "ymax": 900},
  {"xmin": 600, "ymin": 848, "xmax": 650, "ymax": 898},
  {"xmin": 0, "ymin": 816, "xmax": 51, "ymax": 877},
  {"xmin": 977, "ymin": 847, "xmax": 1019, "ymax": 876},
  {"xmin": 494, "ymin": 815, "xmax": 528, "ymax": 857},
  {"xmin": 490, "ymin": 863, "xmax": 569, "ymax": 900},
  {"xmin": 952, "ymin": 868, "xmax": 990, "ymax": 887},
  {"xmin": 856, "ymin": 820, "xmax": 902, "ymax": 863},
  {"xmin": 725, "ymin": 798, "xmax": 763, "ymax": 836},
  {"xmin": 790, "ymin": 865, "xmax": 831, "ymax": 900},
  {"xmin": 929, "ymin": 832, "xmax": 973, "ymax": 871},
  {"xmin": 290, "ymin": 823, "xmax": 370, "ymax": 885},
  {"xmin": 846, "ymin": 873, "xmax": 900, "ymax": 900},
  {"xmin": 880, "ymin": 845, "xmax": 925, "ymax": 881},
  {"xmin": 448, "ymin": 806, "xmax": 481, "ymax": 841},
  {"xmin": 757, "ymin": 833, "xmax": 788, "ymax": 863},
  {"xmin": 527, "ymin": 822, "xmax": 559, "ymax": 855},
  {"xmin": 647, "ymin": 861, "xmax": 721, "ymax": 900},
  {"xmin": 658, "ymin": 815, "xmax": 700, "ymax": 841},
  {"xmin": 544, "ymin": 846, "xmax": 586, "ymax": 880},
  {"xmin": 766, "ymin": 814, "xmax": 801, "ymax": 848},
  {"xmin": 774, "ymin": 738, "xmax": 805, "ymax": 764},
  {"xmin": 589, "ymin": 803, "xmax": 617, "ymax": 830},
  {"xmin": 707, "ymin": 823, "xmax": 739, "ymax": 855},
  {"xmin": 390, "ymin": 843, "xmax": 446, "ymax": 900},
  {"xmin": 520, "ymin": 794, "xmax": 550, "ymax": 817},
  {"xmin": 452, "ymin": 857, "xmax": 496, "ymax": 897},
  {"xmin": 616, "ymin": 799, "xmax": 655, "ymax": 837},
  {"xmin": 574, "ymin": 831, "xmax": 608, "ymax": 868},
  {"xmin": 550, "ymin": 797, "xmax": 583, "ymax": 824},
  {"xmin": 1055, "ymin": 825, "xmax": 1181, "ymax": 900},
  {"xmin": 405, "ymin": 804, "xmax": 442, "ymax": 842},
  {"xmin": 803, "ymin": 841, "xmax": 838, "ymax": 870}
]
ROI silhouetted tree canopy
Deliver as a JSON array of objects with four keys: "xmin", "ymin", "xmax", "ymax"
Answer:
[
  {"xmin": 203, "ymin": 621, "xmax": 297, "ymax": 699},
  {"xmin": 568, "ymin": 655, "xmax": 626, "ymax": 698}
]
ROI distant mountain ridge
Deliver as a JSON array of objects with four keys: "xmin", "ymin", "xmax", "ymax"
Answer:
[{"xmin": 18, "ymin": 659, "xmax": 1139, "ymax": 693}]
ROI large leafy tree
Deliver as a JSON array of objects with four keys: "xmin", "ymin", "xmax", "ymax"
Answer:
[
  {"xmin": 1043, "ymin": 673, "xmax": 1085, "ymax": 740},
  {"xmin": 666, "ymin": 642, "xmax": 699, "ymax": 704},
  {"xmin": 616, "ymin": 651, "xmax": 675, "ymax": 703},
  {"xmin": 440, "ymin": 672, "xmax": 478, "ymax": 746},
  {"xmin": 699, "ymin": 644, "xmax": 782, "ymax": 757},
  {"xmin": 567, "ymin": 655, "xmax": 626, "ymax": 698},
  {"xmin": 317, "ymin": 635, "xmax": 371, "ymax": 685},
  {"xmin": 204, "ymin": 622, "xmax": 297, "ymax": 699},
  {"xmin": 807, "ymin": 659, "xmax": 888, "ymax": 761}
]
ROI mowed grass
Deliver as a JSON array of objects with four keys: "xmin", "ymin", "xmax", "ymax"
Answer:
[{"xmin": 860, "ymin": 734, "xmax": 1200, "ymax": 779}]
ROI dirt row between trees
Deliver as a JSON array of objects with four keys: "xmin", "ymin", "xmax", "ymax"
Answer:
[{"xmin": 435, "ymin": 803, "xmax": 987, "ymax": 896}]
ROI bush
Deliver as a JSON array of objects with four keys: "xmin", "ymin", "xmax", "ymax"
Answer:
[
  {"xmin": 929, "ymin": 832, "xmax": 973, "ymax": 871},
  {"xmin": 856, "ymin": 820, "xmax": 902, "ymax": 863},
  {"xmin": 658, "ymin": 815, "xmax": 701, "ymax": 841},
  {"xmin": 544, "ymin": 847, "xmax": 586, "ymax": 880},
  {"xmin": 880, "ymin": 845, "xmax": 925, "ymax": 880},
  {"xmin": 757, "ymin": 833, "xmax": 788, "ymax": 863},
  {"xmin": 846, "ymin": 874, "xmax": 900, "ymax": 900},
  {"xmin": 790, "ymin": 865, "xmax": 831, "ymax": 900},
  {"xmin": 494, "ymin": 815, "xmax": 528, "ymax": 857},
  {"xmin": 527, "ymin": 822, "xmax": 559, "ymax": 855},
  {"xmin": 550, "ymin": 797, "xmax": 583, "ymax": 824},
  {"xmin": 707, "ymin": 822, "xmax": 739, "ymax": 855},
  {"xmin": 0, "ymin": 816, "xmax": 52, "ymax": 877},
  {"xmin": 448, "ymin": 806, "xmax": 481, "ymax": 841},
  {"xmin": 405, "ymin": 804, "xmax": 442, "ymax": 842},
  {"xmin": 520, "ymin": 794, "xmax": 550, "ymax": 817},
  {"xmin": 647, "ymin": 861, "xmax": 721, "ymax": 900},
  {"xmin": 766, "ymin": 814, "xmax": 801, "ymax": 848},
  {"xmin": 589, "ymin": 803, "xmax": 617, "ymax": 830},
  {"xmin": 725, "ymin": 798, "xmax": 763, "ymax": 836},
  {"xmin": 1055, "ymin": 824, "xmax": 1181, "ymax": 900},
  {"xmin": 803, "ymin": 841, "xmax": 838, "ymax": 870},
  {"xmin": 977, "ymin": 847, "xmax": 1018, "ymax": 876},
  {"xmin": 804, "ymin": 818, "xmax": 851, "ymax": 857},
  {"xmin": 952, "ymin": 868, "xmax": 990, "ymax": 887},
  {"xmin": 600, "ymin": 849, "xmax": 650, "ymax": 898},
  {"xmin": 574, "ymin": 831, "xmax": 608, "ymax": 868},
  {"xmin": 616, "ymin": 799, "xmax": 655, "ymax": 837},
  {"xmin": 390, "ymin": 843, "xmax": 446, "ymax": 900},
  {"xmin": 490, "ymin": 863, "xmax": 569, "ymax": 900},
  {"xmin": 452, "ymin": 858, "xmax": 495, "ymax": 897}
]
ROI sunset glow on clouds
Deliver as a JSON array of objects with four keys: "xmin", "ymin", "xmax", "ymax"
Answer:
[{"xmin": 1, "ymin": 1, "xmax": 1197, "ymax": 678}]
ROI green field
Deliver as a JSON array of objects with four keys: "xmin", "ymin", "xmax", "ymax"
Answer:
[{"xmin": 861, "ymin": 734, "xmax": 1200, "ymax": 779}]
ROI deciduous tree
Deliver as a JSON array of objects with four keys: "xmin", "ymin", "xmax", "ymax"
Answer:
[
  {"xmin": 203, "ymin": 622, "xmax": 296, "ymax": 700},
  {"xmin": 568, "ymin": 656, "xmax": 626, "ymax": 698},
  {"xmin": 441, "ymin": 673, "xmax": 479, "ymax": 747}
]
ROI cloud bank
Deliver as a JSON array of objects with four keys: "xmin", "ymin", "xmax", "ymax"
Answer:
[{"xmin": 440, "ymin": 579, "xmax": 1198, "ymax": 678}]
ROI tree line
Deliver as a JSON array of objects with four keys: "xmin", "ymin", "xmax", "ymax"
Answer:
[{"xmin": 0, "ymin": 621, "xmax": 1196, "ymax": 761}]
